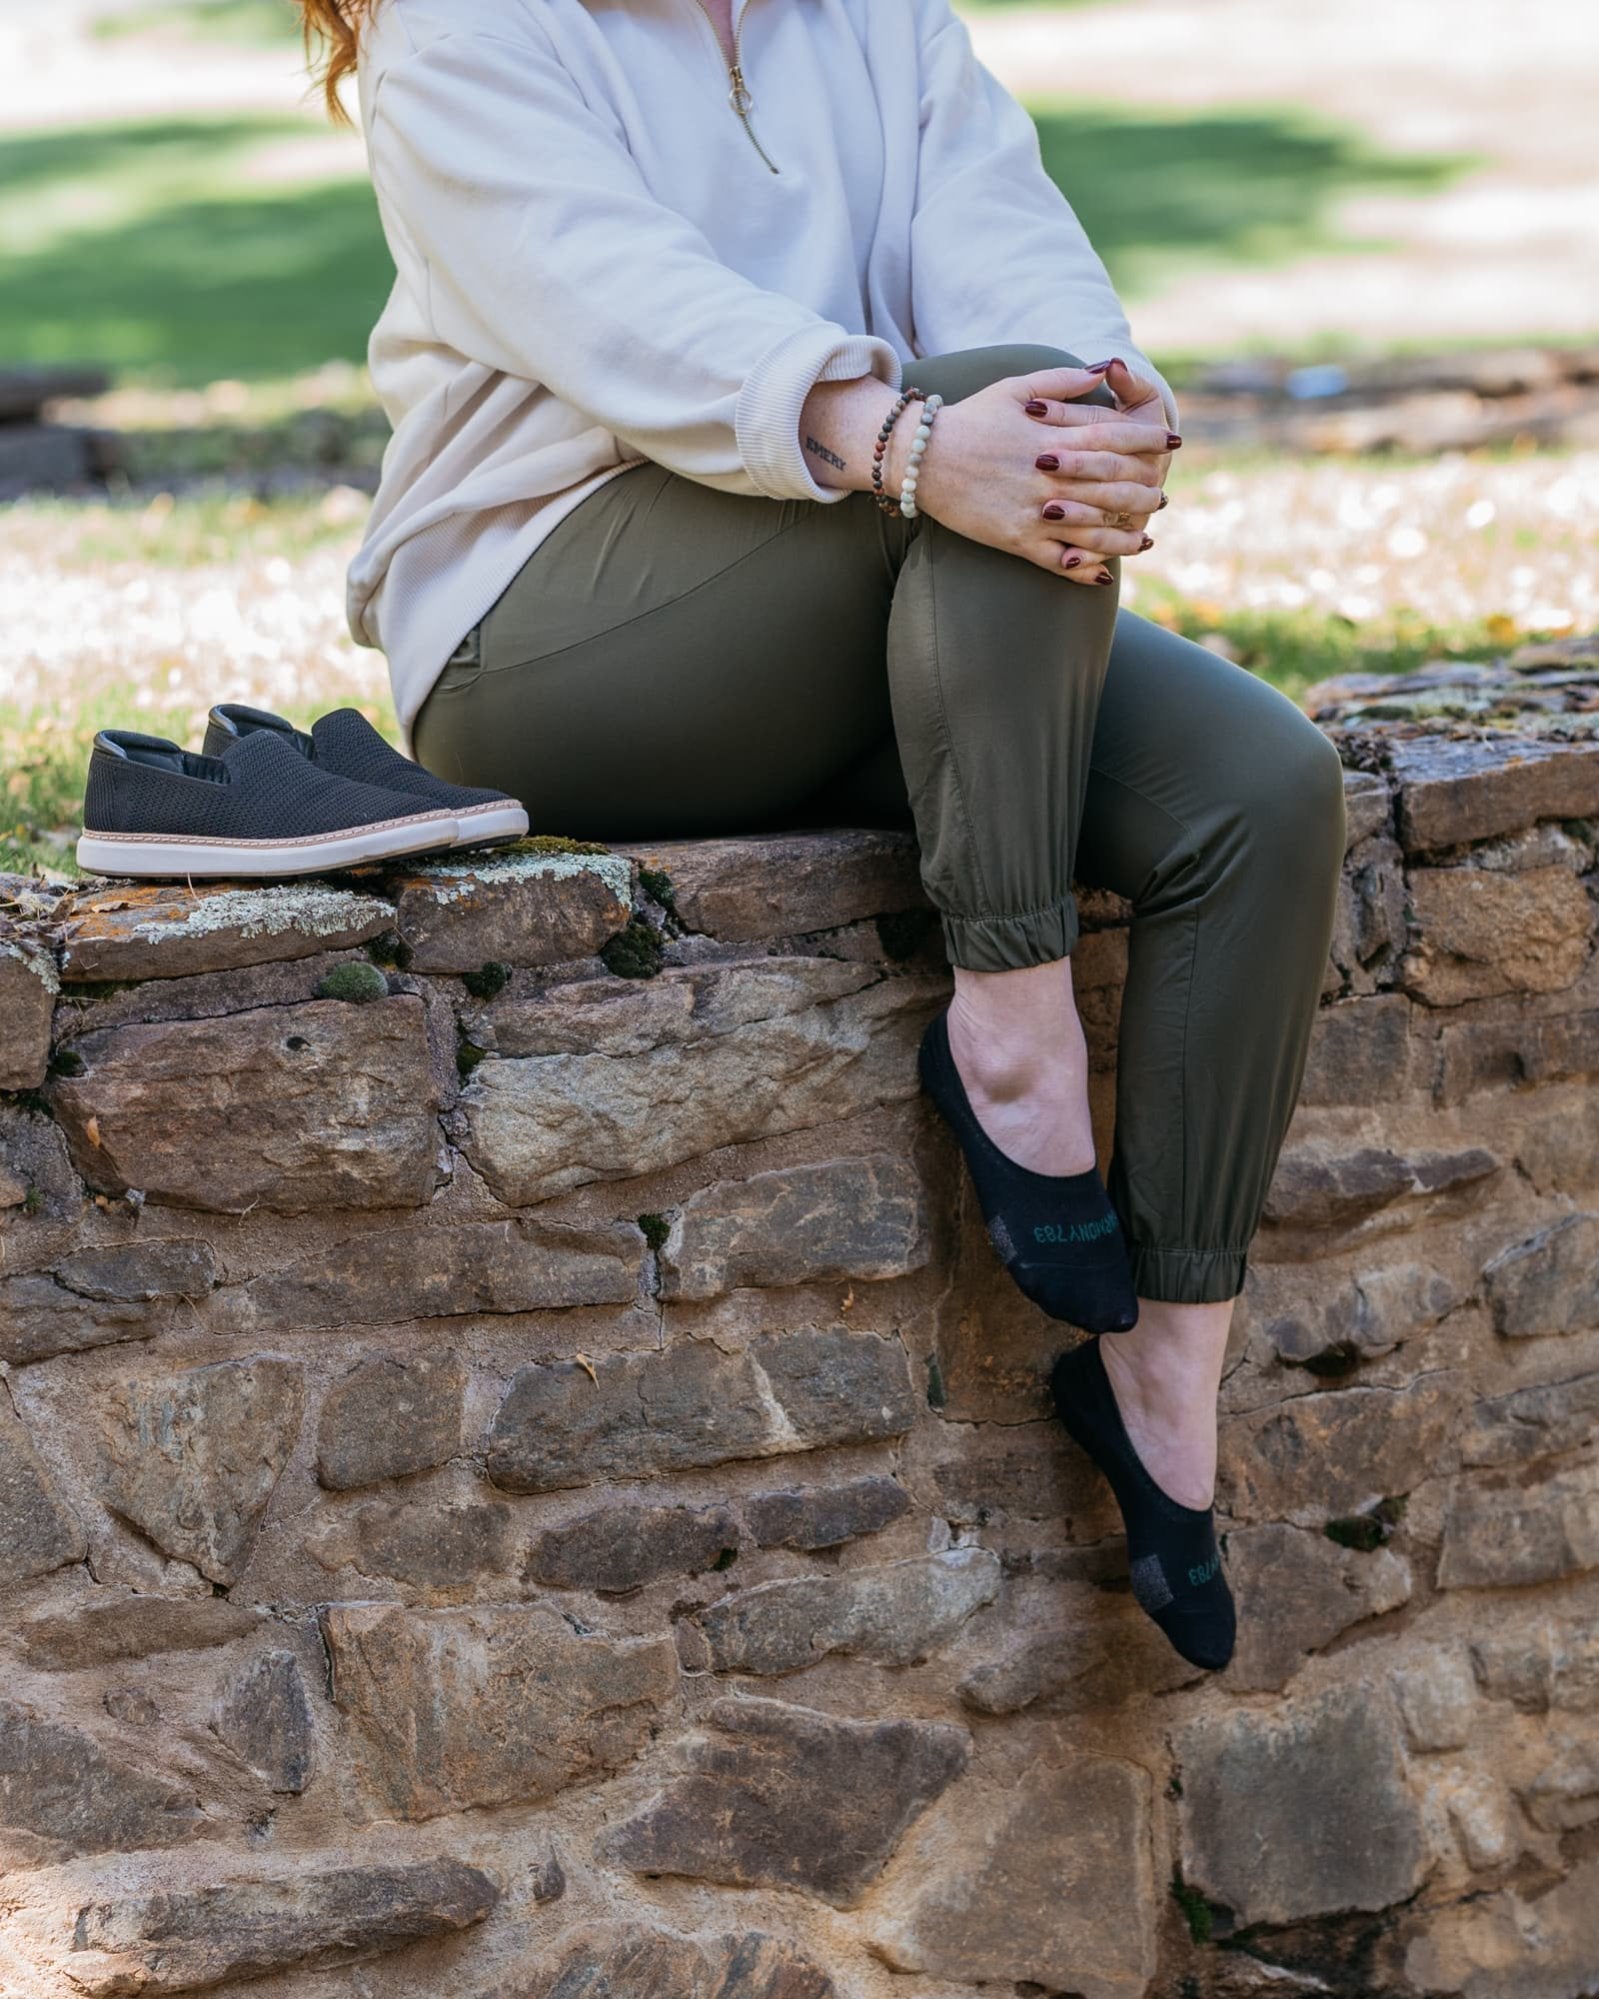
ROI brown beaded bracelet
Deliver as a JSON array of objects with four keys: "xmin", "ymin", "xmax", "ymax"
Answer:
[{"xmin": 871, "ymin": 386, "xmax": 926, "ymax": 516}]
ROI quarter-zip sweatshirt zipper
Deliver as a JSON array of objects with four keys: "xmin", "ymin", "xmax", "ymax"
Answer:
[{"xmin": 689, "ymin": 0, "xmax": 780, "ymax": 174}]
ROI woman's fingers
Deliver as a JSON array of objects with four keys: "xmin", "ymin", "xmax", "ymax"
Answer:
[
  {"xmin": 1019, "ymin": 363, "xmax": 1122, "ymax": 411},
  {"xmin": 1047, "ymin": 478, "xmax": 1165, "ymax": 520},
  {"xmin": 1033, "ymin": 495, "xmax": 1151, "ymax": 531},
  {"xmin": 1033, "ymin": 413, "xmax": 1173, "ymax": 457},
  {"xmin": 1047, "ymin": 544, "xmax": 1116, "ymax": 585},
  {"xmin": 1029, "ymin": 446, "xmax": 1164, "ymax": 488},
  {"xmin": 1044, "ymin": 520, "xmax": 1149, "ymax": 556},
  {"xmin": 1098, "ymin": 355, "xmax": 1168, "ymax": 418},
  {"xmin": 1019, "ymin": 361, "xmax": 1177, "ymax": 433},
  {"xmin": 997, "ymin": 362, "xmax": 1173, "ymax": 581}
]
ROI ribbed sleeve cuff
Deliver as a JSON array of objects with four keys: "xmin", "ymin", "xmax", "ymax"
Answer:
[{"xmin": 735, "ymin": 323, "xmax": 902, "ymax": 504}]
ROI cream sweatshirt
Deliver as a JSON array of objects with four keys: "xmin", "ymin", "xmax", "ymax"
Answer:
[{"xmin": 350, "ymin": 0, "xmax": 1177, "ymax": 737}]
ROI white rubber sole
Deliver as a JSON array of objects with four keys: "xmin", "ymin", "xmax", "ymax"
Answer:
[
  {"xmin": 451, "ymin": 801, "xmax": 530, "ymax": 849},
  {"xmin": 75, "ymin": 811, "xmax": 461, "ymax": 880}
]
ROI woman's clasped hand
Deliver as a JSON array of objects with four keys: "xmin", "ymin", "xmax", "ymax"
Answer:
[{"xmin": 893, "ymin": 357, "xmax": 1178, "ymax": 585}]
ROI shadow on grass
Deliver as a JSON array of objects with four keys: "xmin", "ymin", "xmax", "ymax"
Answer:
[
  {"xmin": 0, "ymin": 117, "xmax": 292, "ymax": 203},
  {"xmin": 0, "ymin": 119, "xmax": 393, "ymax": 385},
  {"xmin": 1031, "ymin": 104, "xmax": 1469, "ymax": 295},
  {"xmin": 0, "ymin": 102, "xmax": 1467, "ymax": 385}
]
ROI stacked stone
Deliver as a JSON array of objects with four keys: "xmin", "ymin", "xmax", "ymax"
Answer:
[{"xmin": 1, "ymin": 683, "xmax": 1598, "ymax": 1997}]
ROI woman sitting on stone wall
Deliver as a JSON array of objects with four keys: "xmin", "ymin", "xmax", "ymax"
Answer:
[{"xmin": 295, "ymin": 0, "xmax": 1347, "ymax": 1671}]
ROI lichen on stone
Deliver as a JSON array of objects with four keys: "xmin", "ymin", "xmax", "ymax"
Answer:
[
  {"xmin": 408, "ymin": 847, "xmax": 634, "ymax": 908},
  {"xmin": 1, "ymin": 936, "xmax": 61, "ymax": 996},
  {"xmin": 118, "ymin": 885, "xmax": 391, "ymax": 948}
]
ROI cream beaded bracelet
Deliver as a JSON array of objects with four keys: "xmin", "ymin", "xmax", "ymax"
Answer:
[{"xmin": 897, "ymin": 392, "xmax": 943, "ymax": 519}]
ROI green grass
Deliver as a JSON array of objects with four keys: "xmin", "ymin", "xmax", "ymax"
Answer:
[
  {"xmin": 1031, "ymin": 103, "xmax": 1469, "ymax": 301},
  {"xmin": 0, "ymin": 94, "xmax": 1468, "ymax": 387},
  {"xmin": 1134, "ymin": 595, "xmax": 1513, "ymax": 710},
  {"xmin": 0, "ymin": 117, "xmax": 392, "ymax": 386},
  {"xmin": 91, "ymin": 0, "xmax": 301, "ymax": 44}
]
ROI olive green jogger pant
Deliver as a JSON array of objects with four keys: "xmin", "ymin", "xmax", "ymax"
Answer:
[{"xmin": 415, "ymin": 343, "xmax": 1347, "ymax": 1302}]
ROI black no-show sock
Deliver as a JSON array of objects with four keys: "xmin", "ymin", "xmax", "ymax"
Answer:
[
  {"xmin": 919, "ymin": 1010, "xmax": 1138, "ymax": 1334},
  {"xmin": 1050, "ymin": 1336, "xmax": 1235, "ymax": 1670}
]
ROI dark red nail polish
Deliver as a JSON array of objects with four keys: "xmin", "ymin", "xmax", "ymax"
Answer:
[
  {"xmin": 1024, "ymin": 399, "xmax": 1048, "ymax": 415},
  {"xmin": 1042, "ymin": 502, "xmax": 1066, "ymax": 521},
  {"xmin": 1064, "ymin": 553, "xmax": 1083, "ymax": 569},
  {"xmin": 1139, "ymin": 534, "xmax": 1154, "ymax": 551},
  {"xmin": 1167, "ymin": 432, "xmax": 1183, "ymax": 449},
  {"xmin": 1086, "ymin": 360, "xmax": 1114, "ymax": 374},
  {"xmin": 1157, "ymin": 493, "xmax": 1170, "ymax": 510},
  {"xmin": 1035, "ymin": 452, "xmax": 1060, "ymax": 471},
  {"xmin": 1096, "ymin": 570, "xmax": 1115, "ymax": 585}
]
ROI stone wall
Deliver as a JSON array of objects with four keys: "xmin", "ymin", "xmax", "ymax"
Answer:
[{"xmin": 2, "ymin": 684, "xmax": 1599, "ymax": 1998}]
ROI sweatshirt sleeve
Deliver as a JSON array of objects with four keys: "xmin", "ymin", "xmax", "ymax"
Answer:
[
  {"xmin": 907, "ymin": 1, "xmax": 1178, "ymax": 429},
  {"xmin": 366, "ymin": 27, "xmax": 902, "ymax": 503}
]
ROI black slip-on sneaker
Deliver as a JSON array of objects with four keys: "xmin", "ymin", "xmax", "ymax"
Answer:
[
  {"xmin": 203, "ymin": 704, "xmax": 529, "ymax": 849},
  {"xmin": 76, "ymin": 729, "xmax": 461, "ymax": 879}
]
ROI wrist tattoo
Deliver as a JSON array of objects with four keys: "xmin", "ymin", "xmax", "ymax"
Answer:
[{"xmin": 804, "ymin": 434, "xmax": 846, "ymax": 472}]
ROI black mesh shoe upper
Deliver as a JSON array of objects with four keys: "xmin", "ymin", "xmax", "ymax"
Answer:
[
  {"xmin": 83, "ymin": 729, "xmax": 452, "ymax": 840},
  {"xmin": 205, "ymin": 703, "xmax": 512, "ymax": 811}
]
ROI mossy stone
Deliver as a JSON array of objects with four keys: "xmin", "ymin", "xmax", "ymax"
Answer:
[
  {"xmin": 316, "ymin": 962, "xmax": 391, "ymax": 1005},
  {"xmin": 601, "ymin": 918, "xmax": 663, "ymax": 981}
]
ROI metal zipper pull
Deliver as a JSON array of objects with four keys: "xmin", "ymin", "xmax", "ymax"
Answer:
[
  {"xmin": 728, "ymin": 65, "xmax": 780, "ymax": 174},
  {"xmin": 691, "ymin": 1, "xmax": 780, "ymax": 173}
]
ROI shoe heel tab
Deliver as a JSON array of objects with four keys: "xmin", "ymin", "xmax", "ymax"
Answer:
[
  {"xmin": 94, "ymin": 729, "xmax": 185, "ymax": 759},
  {"xmin": 222, "ymin": 703, "xmax": 296, "ymax": 735}
]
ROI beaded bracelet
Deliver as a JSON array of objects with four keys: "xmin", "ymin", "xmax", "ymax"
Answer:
[
  {"xmin": 870, "ymin": 387, "xmax": 947, "ymax": 520},
  {"xmin": 871, "ymin": 386, "xmax": 926, "ymax": 516},
  {"xmin": 898, "ymin": 392, "xmax": 943, "ymax": 520}
]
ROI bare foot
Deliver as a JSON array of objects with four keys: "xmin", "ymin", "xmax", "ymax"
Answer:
[
  {"xmin": 1098, "ymin": 1298, "xmax": 1234, "ymax": 1509},
  {"xmin": 946, "ymin": 958, "xmax": 1097, "ymax": 1175}
]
